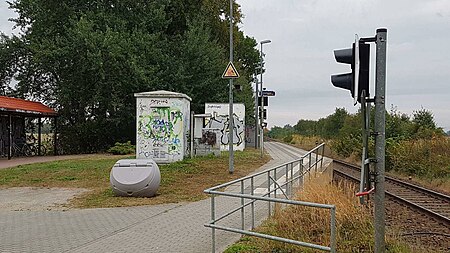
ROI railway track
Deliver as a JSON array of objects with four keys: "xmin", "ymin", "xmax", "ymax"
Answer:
[{"xmin": 332, "ymin": 159, "xmax": 450, "ymax": 225}]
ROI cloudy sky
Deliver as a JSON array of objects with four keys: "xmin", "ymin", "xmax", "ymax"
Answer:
[
  {"xmin": 1, "ymin": 1, "xmax": 450, "ymax": 130},
  {"xmin": 239, "ymin": 0, "xmax": 450, "ymax": 130}
]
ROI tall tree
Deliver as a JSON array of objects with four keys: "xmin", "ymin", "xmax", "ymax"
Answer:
[{"xmin": 1, "ymin": 0, "xmax": 260, "ymax": 152}]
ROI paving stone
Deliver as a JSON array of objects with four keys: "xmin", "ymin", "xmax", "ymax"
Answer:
[{"xmin": 0, "ymin": 142, "xmax": 332, "ymax": 253}]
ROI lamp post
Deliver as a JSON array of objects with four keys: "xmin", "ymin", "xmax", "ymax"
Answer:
[
  {"xmin": 259, "ymin": 39, "xmax": 271, "ymax": 157},
  {"xmin": 254, "ymin": 73, "xmax": 259, "ymax": 150}
]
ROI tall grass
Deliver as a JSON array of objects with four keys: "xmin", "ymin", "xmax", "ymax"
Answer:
[{"xmin": 226, "ymin": 174, "xmax": 412, "ymax": 253}]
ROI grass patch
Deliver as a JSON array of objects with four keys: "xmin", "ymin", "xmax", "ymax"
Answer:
[
  {"xmin": 225, "ymin": 174, "xmax": 413, "ymax": 253},
  {"xmin": 0, "ymin": 150, "xmax": 270, "ymax": 208}
]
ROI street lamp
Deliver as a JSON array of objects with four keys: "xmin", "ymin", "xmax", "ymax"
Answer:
[{"xmin": 259, "ymin": 39, "xmax": 271, "ymax": 157}]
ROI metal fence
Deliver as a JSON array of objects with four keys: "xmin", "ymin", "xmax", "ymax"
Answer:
[{"xmin": 204, "ymin": 143, "xmax": 336, "ymax": 253}]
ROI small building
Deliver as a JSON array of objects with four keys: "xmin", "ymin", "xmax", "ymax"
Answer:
[
  {"xmin": 204, "ymin": 103, "xmax": 245, "ymax": 151},
  {"xmin": 0, "ymin": 96, "xmax": 57, "ymax": 159},
  {"xmin": 135, "ymin": 90, "xmax": 191, "ymax": 163}
]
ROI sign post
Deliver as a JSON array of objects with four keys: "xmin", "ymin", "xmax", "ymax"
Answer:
[
  {"xmin": 374, "ymin": 28, "xmax": 387, "ymax": 253},
  {"xmin": 220, "ymin": 0, "xmax": 240, "ymax": 174}
]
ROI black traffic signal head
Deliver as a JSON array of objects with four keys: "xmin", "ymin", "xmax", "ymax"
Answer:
[{"xmin": 331, "ymin": 42, "xmax": 370, "ymax": 103}]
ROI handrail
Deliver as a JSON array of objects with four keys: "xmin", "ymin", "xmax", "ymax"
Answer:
[
  {"xmin": 204, "ymin": 143, "xmax": 325, "ymax": 192},
  {"xmin": 204, "ymin": 143, "xmax": 336, "ymax": 253}
]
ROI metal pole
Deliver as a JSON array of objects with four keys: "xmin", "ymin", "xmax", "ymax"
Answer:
[
  {"xmin": 211, "ymin": 194, "xmax": 216, "ymax": 253},
  {"xmin": 53, "ymin": 117, "xmax": 58, "ymax": 156},
  {"xmin": 331, "ymin": 207, "xmax": 337, "ymax": 253},
  {"xmin": 374, "ymin": 28, "xmax": 387, "ymax": 253},
  {"xmin": 267, "ymin": 171, "xmax": 271, "ymax": 215},
  {"xmin": 285, "ymin": 164, "xmax": 289, "ymax": 197},
  {"xmin": 228, "ymin": 0, "xmax": 234, "ymax": 174},
  {"xmin": 259, "ymin": 43, "xmax": 264, "ymax": 158},
  {"xmin": 255, "ymin": 74, "xmax": 259, "ymax": 149},
  {"xmin": 8, "ymin": 113, "xmax": 11, "ymax": 160},
  {"xmin": 241, "ymin": 180, "xmax": 245, "ymax": 230},
  {"xmin": 38, "ymin": 117, "xmax": 42, "ymax": 156},
  {"xmin": 290, "ymin": 163, "xmax": 294, "ymax": 196},
  {"xmin": 360, "ymin": 93, "xmax": 368, "ymax": 205},
  {"xmin": 251, "ymin": 177, "xmax": 255, "ymax": 229},
  {"xmin": 320, "ymin": 145, "xmax": 325, "ymax": 169},
  {"xmin": 190, "ymin": 111, "xmax": 194, "ymax": 157}
]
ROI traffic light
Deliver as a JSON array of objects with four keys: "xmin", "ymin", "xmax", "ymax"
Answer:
[
  {"xmin": 258, "ymin": 96, "xmax": 268, "ymax": 106},
  {"xmin": 259, "ymin": 107, "xmax": 267, "ymax": 120},
  {"xmin": 331, "ymin": 41, "xmax": 370, "ymax": 103}
]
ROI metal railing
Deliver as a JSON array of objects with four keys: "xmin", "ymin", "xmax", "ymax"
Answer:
[{"xmin": 204, "ymin": 143, "xmax": 336, "ymax": 253}]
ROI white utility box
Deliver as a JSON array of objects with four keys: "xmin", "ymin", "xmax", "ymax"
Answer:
[{"xmin": 135, "ymin": 90, "xmax": 191, "ymax": 163}]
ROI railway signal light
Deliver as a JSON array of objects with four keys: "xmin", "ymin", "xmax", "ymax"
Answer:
[{"xmin": 331, "ymin": 37, "xmax": 370, "ymax": 103}]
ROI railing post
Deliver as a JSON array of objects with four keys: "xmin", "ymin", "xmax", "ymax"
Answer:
[
  {"xmin": 251, "ymin": 177, "xmax": 255, "ymax": 230},
  {"xmin": 211, "ymin": 194, "xmax": 216, "ymax": 253},
  {"xmin": 267, "ymin": 171, "xmax": 271, "ymax": 216},
  {"xmin": 315, "ymin": 148, "xmax": 318, "ymax": 173},
  {"xmin": 285, "ymin": 164, "xmax": 289, "ymax": 197},
  {"xmin": 309, "ymin": 152, "xmax": 312, "ymax": 170},
  {"xmin": 290, "ymin": 162, "xmax": 294, "ymax": 196},
  {"xmin": 241, "ymin": 180, "xmax": 245, "ymax": 230},
  {"xmin": 331, "ymin": 206, "xmax": 336, "ymax": 253},
  {"xmin": 321, "ymin": 145, "xmax": 325, "ymax": 169},
  {"xmin": 274, "ymin": 169, "xmax": 277, "ymax": 199}
]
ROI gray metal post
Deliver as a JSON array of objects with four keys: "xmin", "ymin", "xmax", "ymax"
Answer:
[
  {"xmin": 241, "ymin": 180, "xmax": 245, "ymax": 230},
  {"xmin": 331, "ymin": 207, "xmax": 336, "ymax": 253},
  {"xmin": 360, "ymin": 92, "xmax": 369, "ymax": 205},
  {"xmin": 53, "ymin": 117, "xmax": 58, "ymax": 156},
  {"xmin": 259, "ymin": 43, "xmax": 263, "ymax": 158},
  {"xmin": 38, "ymin": 117, "xmax": 42, "ymax": 156},
  {"xmin": 228, "ymin": 0, "xmax": 234, "ymax": 174},
  {"xmin": 255, "ymin": 74, "xmax": 259, "ymax": 149},
  {"xmin": 267, "ymin": 171, "xmax": 271, "ymax": 215},
  {"xmin": 259, "ymin": 40, "xmax": 271, "ymax": 157},
  {"xmin": 211, "ymin": 194, "xmax": 216, "ymax": 253},
  {"xmin": 285, "ymin": 164, "xmax": 289, "ymax": 197},
  {"xmin": 8, "ymin": 113, "xmax": 11, "ymax": 159},
  {"xmin": 190, "ymin": 111, "xmax": 194, "ymax": 157},
  {"xmin": 274, "ymin": 169, "xmax": 277, "ymax": 199},
  {"xmin": 290, "ymin": 163, "xmax": 294, "ymax": 195},
  {"xmin": 374, "ymin": 28, "xmax": 387, "ymax": 253},
  {"xmin": 320, "ymin": 145, "xmax": 325, "ymax": 169},
  {"xmin": 251, "ymin": 177, "xmax": 255, "ymax": 229}
]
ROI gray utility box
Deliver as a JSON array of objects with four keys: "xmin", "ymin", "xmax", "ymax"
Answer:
[{"xmin": 110, "ymin": 159, "xmax": 161, "ymax": 197}]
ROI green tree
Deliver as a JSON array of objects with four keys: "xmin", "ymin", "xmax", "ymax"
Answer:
[{"xmin": 1, "ymin": 0, "xmax": 260, "ymax": 153}]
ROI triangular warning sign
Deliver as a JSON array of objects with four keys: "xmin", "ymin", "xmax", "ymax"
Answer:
[{"xmin": 222, "ymin": 61, "xmax": 240, "ymax": 79}]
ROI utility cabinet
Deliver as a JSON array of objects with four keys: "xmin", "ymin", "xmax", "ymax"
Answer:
[{"xmin": 135, "ymin": 90, "xmax": 191, "ymax": 163}]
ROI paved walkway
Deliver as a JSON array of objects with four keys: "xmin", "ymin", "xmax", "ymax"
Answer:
[{"xmin": 0, "ymin": 142, "xmax": 332, "ymax": 253}]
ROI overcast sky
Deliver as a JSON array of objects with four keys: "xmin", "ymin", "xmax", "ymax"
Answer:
[
  {"xmin": 1, "ymin": 1, "xmax": 450, "ymax": 130},
  {"xmin": 239, "ymin": 0, "xmax": 450, "ymax": 131}
]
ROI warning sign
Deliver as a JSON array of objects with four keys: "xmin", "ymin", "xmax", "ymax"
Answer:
[{"xmin": 222, "ymin": 62, "xmax": 240, "ymax": 79}]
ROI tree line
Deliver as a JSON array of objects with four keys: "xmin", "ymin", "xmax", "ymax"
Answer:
[
  {"xmin": 0, "ymin": 0, "xmax": 261, "ymax": 153},
  {"xmin": 269, "ymin": 107, "xmax": 449, "ymax": 178}
]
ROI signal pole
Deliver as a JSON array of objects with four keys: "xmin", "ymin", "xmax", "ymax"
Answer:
[
  {"xmin": 228, "ymin": 0, "xmax": 234, "ymax": 174},
  {"xmin": 374, "ymin": 28, "xmax": 387, "ymax": 253}
]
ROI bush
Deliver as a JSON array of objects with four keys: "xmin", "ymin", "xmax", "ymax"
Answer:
[
  {"xmin": 107, "ymin": 141, "xmax": 135, "ymax": 155},
  {"xmin": 282, "ymin": 134, "xmax": 293, "ymax": 143}
]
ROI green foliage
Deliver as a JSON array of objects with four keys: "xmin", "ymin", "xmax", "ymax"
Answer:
[
  {"xmin": 1, "ymin": 0, "xmax": 260, "ymax": 153},
  {"xmin": 107, "ymin": 141, "xmax": 135, "ymax": 155},
  {"xmin": 269, "ymin": 105, "xmax": 448, "ymax": 179},
  {"xmin": 282, "ymin": 134, "xmax": 293, "ymax": 143},
  {"xmin": 388, "ymin": 136, "xmax": 450, "ymax": 178}
]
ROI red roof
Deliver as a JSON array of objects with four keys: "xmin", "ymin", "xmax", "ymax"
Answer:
[{"xmin": 0, "ymin": 96, "xmax": 57, "ymax": 116}]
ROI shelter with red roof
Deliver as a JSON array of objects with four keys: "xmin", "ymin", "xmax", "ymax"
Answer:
[{"xmin": 0, "ymin": 96, "xmax": 58, "ymax": 159}]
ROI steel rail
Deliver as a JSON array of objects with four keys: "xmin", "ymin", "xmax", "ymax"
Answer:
[{"xmin": 332, "ymin": 161, "xmax": 450, "ymax": 224}]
